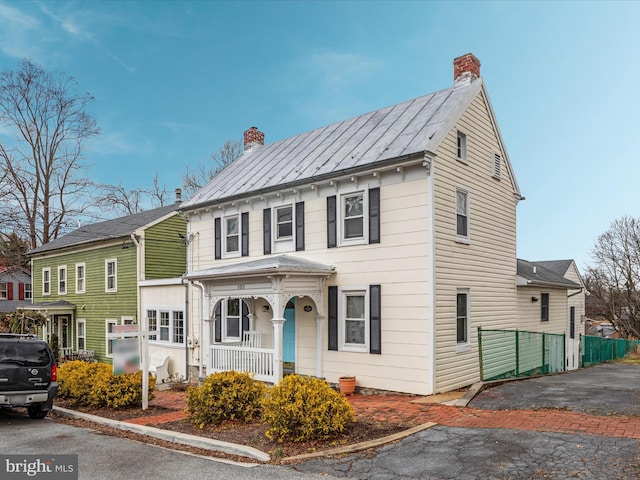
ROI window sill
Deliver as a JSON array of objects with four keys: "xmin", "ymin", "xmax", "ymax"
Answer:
[
  {"xmin": 455, "ymin": 237, "xmax": 470, "ymax": 245},
  {"xmin": 456, "ymin": 343, "xmax": 471, "ymax": 353}
]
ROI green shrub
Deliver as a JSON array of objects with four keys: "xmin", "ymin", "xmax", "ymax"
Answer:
[
  {"xmin": 262, "ymin": 374, "xmax": 354, "ymax": 442},
  {"xmin": 187, "ymin": 371, "xmax": 266, "ymax": 428},
  {"xmin": 57, "ymin": 361, "xmax": 155, "ymax": 408}
]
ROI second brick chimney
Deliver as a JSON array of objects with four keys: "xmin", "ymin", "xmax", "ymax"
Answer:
[
  {"xmin": 244, "ymin": 126, "xmax": 265, "ymax": 151},
  {"xmin": 453, "ymin": 53, "xmax": 481, "ymax": 85}
]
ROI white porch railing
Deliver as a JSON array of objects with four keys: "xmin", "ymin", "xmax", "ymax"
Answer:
[{"xmin": 209, "ymin": 345, "xmax": 276, "ymax": 383}]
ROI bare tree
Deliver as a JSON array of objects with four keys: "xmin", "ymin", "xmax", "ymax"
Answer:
[
  {"xmin": 182, "ymin": 139, "xmax": 241, "ymax": 198},
  {"xmin": 0, "ymin": 59, "xmax": 100, "ymax": 248},
  {"xmin": 585, "ymin": 215, "xmax": 640, "ymax": 338},
  {"xmin": 95, "ymin": 172, "xmax": 169, "ymax": 216}
]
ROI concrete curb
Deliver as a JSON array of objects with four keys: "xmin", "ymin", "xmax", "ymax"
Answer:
[
  {"xmin": 53, "ymin": 407, "xmax": 270, "ymax": 462},
  {"xmin": 280, "ymin": 422, "xmax": 438, "ymax": 463}
]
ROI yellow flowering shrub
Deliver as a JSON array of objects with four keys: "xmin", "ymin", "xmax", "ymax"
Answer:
[
  {"xmin": 187, "ymin": 370, "xmax": 266, "ymax": 428},
  {"xmin": 57, "ymin": 361, "xmax": 155, "ymax": 408},
  {"xmin": 262, "ymin": 374, "xmax": 354, "ymax": 442}
]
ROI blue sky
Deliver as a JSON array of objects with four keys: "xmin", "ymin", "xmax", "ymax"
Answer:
[{"xmin": 0, "ymin": 0, "xmax": 638, "ymax": 272}]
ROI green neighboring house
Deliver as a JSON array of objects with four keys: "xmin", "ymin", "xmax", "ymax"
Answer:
[{"xmin": 28, "ymin": 204, "xmax": 186, "ymax": 363}]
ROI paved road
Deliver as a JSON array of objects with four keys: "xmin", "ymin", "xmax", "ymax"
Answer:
[
  {"xmin": 294, "ymin": 364, "xmax": 640, "ymax": 480},
  {"xmin": 0, "ymin": 408, "xmax": 337, "ymax": 480},
  {"xmin": 294, "ymin": 425, "xmax": 639, "ymax": 480}
]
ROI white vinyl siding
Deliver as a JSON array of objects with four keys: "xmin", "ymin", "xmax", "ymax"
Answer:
[{"xmin": 433, "ymin": 91, "xmax": 518, "ymax": 393}]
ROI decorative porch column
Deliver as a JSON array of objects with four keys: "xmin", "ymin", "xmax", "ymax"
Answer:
[
  {"xmin": 315, "ymin": 315, "xmax": 324, "ymax": 379},
  {"xmin": 271, "ymin": 317, "xmax": 285, "ymax": 383}
]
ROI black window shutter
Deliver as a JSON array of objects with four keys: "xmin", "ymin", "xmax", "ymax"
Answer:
[
  {"xmin": 263, "ymin": 208, "xmax": 271, "ymax": 255},
  {"xmin": 370, "ymin": 284, "xmax": 381, "ymax": 354},
  {"xmin": 241, "ymin": 212, "xmax": 249, "ymax": 256},
  {"xmin": 369, "ymin": 187, "xmax": 380, "ymax": 244},
  {"xmin": 214, "ymin": 302, "xmax": 222, "ymax": 343},
  {"xmin": 328, "ymin": 285, "xmax": 338, "ymax": 351},
  {"xmin": 242, "ymin": 301, "xmax": 250, "ymax": 333},
  {"xmin": 214, "ymin": 217, "xmax": 222, "ymax": 260},
  {"xmin": 295, "ymin": 201, "xmax": 305, "ymax": 251},
  {"xmin": 327, "ymin": 196, "xmax": 337, "ymax": 248}
]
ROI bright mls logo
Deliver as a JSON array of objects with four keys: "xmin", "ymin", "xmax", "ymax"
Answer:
[{"xmin": 1, "ymin": 455, "xmax": 77, "ymax": 479}]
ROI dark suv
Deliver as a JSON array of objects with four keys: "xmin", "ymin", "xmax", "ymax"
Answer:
[{"xmin": 0, "ymin": 334, "xmax": 58, "ymax": 419}]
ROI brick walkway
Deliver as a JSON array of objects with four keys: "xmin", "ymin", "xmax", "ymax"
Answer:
[{"xmin": 126, "ymin": 390, "xmax": 640, "ymax": 440}]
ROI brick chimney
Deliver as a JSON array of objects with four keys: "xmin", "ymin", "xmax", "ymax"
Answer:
[
  {"xmin": 243, "ymin": 126, "xmax": 264, "ymax": 151},
  {"xmin": 453, "ymin": 53, "xmax": 481, "ymax": 85}
]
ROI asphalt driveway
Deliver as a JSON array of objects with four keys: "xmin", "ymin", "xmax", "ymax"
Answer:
[
  {"xmin": 293, "ymin": 363, "xmax": 640, "ymax": 480},
  {"xmin": 469, "ymin": 363, "xmax": 640, "ymax": 416}
]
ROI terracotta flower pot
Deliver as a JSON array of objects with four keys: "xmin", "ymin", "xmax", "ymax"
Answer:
[{"xmin": 339, "ymin": 376, "xmax": 356, "ymax": 396}]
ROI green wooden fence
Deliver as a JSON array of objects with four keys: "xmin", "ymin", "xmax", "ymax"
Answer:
[
  {"xmin": 581, "ymin": 335, "xmax": 640, "ymax": 367},
  {"xmin": 478, "ymin": 327, "xmax": 565, "ymax": 381}
]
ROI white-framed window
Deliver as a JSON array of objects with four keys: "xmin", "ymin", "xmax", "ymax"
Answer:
[
  {"xmin": 0, "ymin": 283, "xmax": 7, "ymax": 300},
  {"xmin": 105, "ymin": 259, "xmax": 117, "ymax": 292},
  {"xmin": 146, "ymin": 308, "xmax": 185, "ymax": 345},
  {"xmin": 275, "ymin": 205, "xmax": 293, "ymax": 240},
  {"xmin": 42, "ymin": 268, "xmax": 51, "ymax": 295},
  {"xmin": 76, "ymin": 319, "xmax": 86, "ymax": 350},
  {"xmin": 58, "ymin": 265, "xmax": 67, "ymax": 295},
  {"xmin": 224, "ymin": 298, "xmax": 241, "ymax": 341},
  {"xmin": 224, "ymin": 215, "xmax": 240, "ymax": 257},
  {"xmin": 105, "ymin": 319, "xmax": 117, "ymax": 357},
  {"xmin": 456, "ymin": 188, "xmax": 469, "ymax": 241},
  {"xmin": 337, "ymin": 190, "xmax": 369, "ymax": 246},
  {"xmin": 147, "ymin": 310, "xmax": 157, "ymax": 341},
  {"xmin": 24, "ymin": 283, "xmax": 32, "ymax": 300},
  {"xmin": 76, "ymin": 263, "xmax": 86, "ymax": 294},
  {"xmin": 456, "ymin": 289, "xmax": 470, "ymax": 350},
  {"xmin": 339, "ymin": 287, "xmax": 369, "ymax": 353},
  {"xmin": 457, "ymin": 130, "xmax": 467, "ymax": 162}
]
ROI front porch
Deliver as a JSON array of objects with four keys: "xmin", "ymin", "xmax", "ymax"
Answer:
[{"xmin": 208, "ymin": 343, "xmax": 276, "ymax": 383}]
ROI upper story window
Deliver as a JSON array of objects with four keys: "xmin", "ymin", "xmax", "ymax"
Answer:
[
  {"xmin": 541, "ymin": 293, "xmax": 550, "ymax": 322},
  {"xmin": 58, "ymin": 265, "xmax": 67, "ymax": 295},
  {"xmin": 0, "ymin": 283, "xmax": 7, "ymax": 300},
  {"xmin": 327, "ymin": 187, "xmax": 380, "ymax": 248},
  {"xmin": 225, "ymin": 215, "xmax": 240, "ymax": 256},
  {"xmin": 457, "ymin": 131, "xmax": 467, "ymax": 162},
  {"xmin": 105, "ymin": 259, "xmax": 117, "ymax": 292},
  {"xmin": 264, "ymin": 203, "xmax": 305, "ymax": 255},
  {"xmin": 42, "ymin": 268, "xmax": 51, "ymax": 295},
  {"xmin": 76, "ymin": 263, "xmax": 86, "ymax": 294},
  {"xmin": 343, "ymin": 193, "xmax": 364, "ymax": 240},
  {"xmin": 456, "ymin": 188, "xmax": 469, "ymax": 241},
  {"xmin": 215, "ymin": 212, "xmax": 249, "ymax": 259},
  {"xmin": 275, "ymin": 205, "xmax": 293, "ymax": 240}
]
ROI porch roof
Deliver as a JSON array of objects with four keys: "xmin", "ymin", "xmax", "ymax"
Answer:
[
  {"xmin": 185, "ymin": 254, "xmax": 335, "ymax": 281},
  {"xmin": 17, "ymin": 300, "xmax": 76, "ymax": 314}
]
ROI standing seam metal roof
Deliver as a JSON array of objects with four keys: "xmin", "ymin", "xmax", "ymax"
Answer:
[{"xmin": 182, "ymin": 80, "xmax": 482, "ymax": 209}]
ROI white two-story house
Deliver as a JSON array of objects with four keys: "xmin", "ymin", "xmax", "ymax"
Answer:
[{"xmin": 179, "ymin": 54, "xmax": 524, "ymax": 395}]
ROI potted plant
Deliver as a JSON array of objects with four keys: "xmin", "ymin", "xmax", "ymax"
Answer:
[{"xmin": 338, "ymin": 375, "xmax": 356, "ymax": 396}]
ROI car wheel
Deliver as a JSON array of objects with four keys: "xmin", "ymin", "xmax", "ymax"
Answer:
[{"xmin": 27, "ymin": 405, "xmax": 48, "ymax": 419}]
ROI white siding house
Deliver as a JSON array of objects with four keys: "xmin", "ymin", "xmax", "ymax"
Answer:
[{"xmin": 180, "ymin": 53, "xmax": 525, "ymax": 394}]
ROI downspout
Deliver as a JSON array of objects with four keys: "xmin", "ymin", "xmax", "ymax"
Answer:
[
  {"xmin": 130, "ymin": 233, "xmax": 149, "ymax": 410},
  {"xmin": 181, "ymin": 275, "xmax": 189, "ymax": 382},
  {"xmin": 190, "ymin": 280, "xmax": 206, "ymax": 382}
]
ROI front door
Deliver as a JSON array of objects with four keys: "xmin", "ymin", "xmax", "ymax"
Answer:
[{"xmin": 283, "ymin": 299, "xmax": 296, "ymax": 368}]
